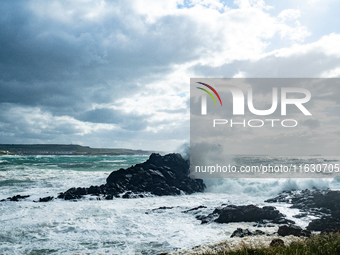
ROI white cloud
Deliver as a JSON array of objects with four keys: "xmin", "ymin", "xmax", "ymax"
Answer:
[
  {"xmin": 272, "ymin": 33, "xmax": 340, "ymax": 58},
  {"xmin": 321, "ymin": 67, "xmax": 340, "ymax": 78},
  {"xmin": 278, "ymin": 9, "xmax": 301, "ymax": 22}
]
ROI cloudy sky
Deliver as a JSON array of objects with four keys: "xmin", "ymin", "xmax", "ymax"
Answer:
[{"xmin": 1, "ymin": 0, "xmax": 340, "ymax": 151}]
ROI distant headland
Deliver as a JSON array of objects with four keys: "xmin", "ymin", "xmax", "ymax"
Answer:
[{"xmin": 0, "ymin": 144, "xmax": 155, "ymax": 156}]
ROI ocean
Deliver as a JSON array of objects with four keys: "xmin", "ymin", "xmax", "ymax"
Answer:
[{"xmin": 1, "ymin": 155, "xmax": 340, "ymax": 254}]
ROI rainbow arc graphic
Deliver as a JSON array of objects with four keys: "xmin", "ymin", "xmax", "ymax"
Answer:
[{"xmin": 196, "ymin": 82, "xmax": 222, "ymax": 106}]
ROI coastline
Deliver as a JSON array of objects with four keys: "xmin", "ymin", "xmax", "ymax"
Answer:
[{"xmin": 1, "ymin": 154, "xmax": 340, "ymax": 254}]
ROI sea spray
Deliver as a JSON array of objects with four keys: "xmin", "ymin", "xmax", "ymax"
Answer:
[{"xmin": 204, "ymin": 178, "xmax": 338, "ymax": 197}]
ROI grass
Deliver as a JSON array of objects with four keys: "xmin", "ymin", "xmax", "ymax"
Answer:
[{"xmin": 198, "ymin": 233, "xmax": 340, "ymax": 255}]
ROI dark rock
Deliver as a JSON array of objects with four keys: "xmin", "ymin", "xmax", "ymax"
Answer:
[
  {"xmin": 198, "ymin": 204, "xmax": 294, "ymax": 225},
  {"xmin": 320, "ymin": 228, "xmax": 340, "ymax": 234},
  {"xmin": 253, "ymin": 222, "xmax": 275, "ymax": 228},
  {"xmin": 1, "ymin": 194, "xmax": 30, "ymax": 202},
  {"xmin": 33, "ymin": 196, "xmax": 54, "ymax": 202},
  {"xmin": 38, "ymin": 196, "xmax": 54, "ymax": 202},
  {"xmin": 58, "ymin": 153, "xmax": 205, "ymax": 200},
  {"xmin": 145, "ymin": 206, "xmax": 175, "ymax": 214},
  {"xmin": 265, "ymin": 189, "xmax": 338, "ymax": 218},
  {"xmin": 307, "ymin": 216, "xmax": 340, "ymax": 232},
  {"xmin": 182, "ymin": 205, "xmax": 207, "ymax": 213},
  {"xmin": 230, "ymin": 228, "xmax": 265, "ymax": 238},
  {"xmin": 196, "ymin": 213, "xmax": 218, "ymax": 224},
  {"xmin": 278, "ymin": 225, "xmax": 311, "ymax": 237},
  {"xmin": 293, "ymin": 213, "xmax": 308, "ymax": 219},
  {"xmin": 267, "ymin": 189, "xmax": 340, "ymax": 233},
  {"xmin": 270, "ymin": 238, "xmax": 285, "ymax": 247}
]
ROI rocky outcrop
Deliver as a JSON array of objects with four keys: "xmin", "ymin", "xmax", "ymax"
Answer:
[
  {"xmin": 265, "ymin": 189, "xmax": 336, "ymax": 217},
  {"xmin": 230, "ymin": 228, "xmax": 266, "ymax": 238},
  {"xmin": 266, "ymin": 189, "xmax": 340, "ymax": 233},
  {"xmin": 182, "ymin": 205, "xmax": 207, "ymax": 213},
  {"xmin": 58, "ymin": 153, "xmax": 205, "ymax": 200},
  {"xmin": 35, "ymin": 196, "xmax": 54, "ymax": 202},
  {"xmin": 307, "ymin": 216, "xmax": 340, "ymax": 232},
  {"xmin": 0, "ymin": 194, "xmax": 30, "ymax": 202},
  {"xmin": 197, "ymin": 204, "xmax": 294, "ymax": 225},
  {"xmin": 278, "ymin": 225, "xmax": 311, "ymax": 237}
]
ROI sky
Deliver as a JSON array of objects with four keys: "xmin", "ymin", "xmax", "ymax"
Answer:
[{"xmin": 0, "ymin": 0, "xmax": 340, "ymax": 152}]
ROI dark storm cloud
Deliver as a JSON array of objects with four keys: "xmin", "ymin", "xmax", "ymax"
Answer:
[
  {"xmin": 0, "ymin": 0, "xmax": 206, "ymax": 145},
  {"xmin": 0, "ymin": 0, "xmax": 200, "ymax": 117},
  {"xmin": 78, "ymin": 108, "xmax": 150, "ymax": 131}
]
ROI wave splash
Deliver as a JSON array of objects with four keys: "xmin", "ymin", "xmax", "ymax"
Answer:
[{"xmin": 204, "ymin": 178, "xmax": 340, "ymax": 197}]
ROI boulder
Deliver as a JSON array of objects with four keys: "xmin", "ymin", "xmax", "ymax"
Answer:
[
  {"xmin": 278, "ymin": 225, "xmax": 311, "ymax": 237},
  {"xmin": 37, "ymin": 196, "xmax": 54, "ymax": 202},
  {"xmin": 230, "ymin": 228, "xmax": 265, "ymax": 238},
  {"xmin": 307, "ymin": 216, "xmax": 340, "ymax": 232},
  {"xmin": 198, "ymin": 204, "xmax": 294, "ymax": 225}
]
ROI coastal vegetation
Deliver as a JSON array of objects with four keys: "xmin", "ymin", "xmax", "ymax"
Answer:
[{"xmin": 197, "ymin": 233, "xmax": 340, "ymax": 255}]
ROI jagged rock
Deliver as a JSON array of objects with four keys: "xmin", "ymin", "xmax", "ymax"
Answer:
[
  {"xmin": 145, "ymin": 206, "xmax": 175, "ymax": 214},
  {"xmin": 198, "ymin": 204, "xmax": 294, "ymax": 225},
  {"xmin": 230, "ymin": 228, "xmax": 265, "ymax": 238},
  {"xmin": 307, "ymin": 216, "xmax": 340, "ymax": 232},
  {"xmin": 278, "ymin": 225, "xmax": 311, "ymax": 237},
  {"xmin": 58, "ymin": 153, "xmax": 205, "ymax": 200},
  {"xmin": 293, "ymin": 213, "xmax": 308, "ymax": 218},
  {"xmin": 270, "ymin": 238, "xmax": 285, "ymax": 247},
  {"xmin": 267, "ymin": 189, "xmax": 340, "ymax": 233},
  {"xmin": 36, "ymin": 196, "xmax": 54, "ymax": 202},
  {"xmin": 1, "ymin": 194, "xmax": 30, "ymax": 202},
  {"xmin": 265, "ymin": 189, "xmax": 337, "ymax": 217},
  {"xmin": 182, "ymin": 205, "xmax": 207, "ymax": 213}
]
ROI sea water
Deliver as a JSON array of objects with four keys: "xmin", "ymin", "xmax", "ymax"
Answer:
[{"xmin": 1, "ymin": 155, "xmax": 340, "ymax": 255}]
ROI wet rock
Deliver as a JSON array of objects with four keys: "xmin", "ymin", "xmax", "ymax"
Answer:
[
  {"xmin": 1, "ymin": 194, "xmax": 30, "ymax": 202},
  {"xmin": 35, "ymin": 196, "xmax": 54, "ymax": 202},
  {"xmin": 198, "ymin": 204, "xmax": 294, "ymax": 225},
  {"xmin": 58, "ymin": 153, "xmax": 205, "ymax": 200},
  {"xmin": 293, "ymin": 213, "xmax": 308, "ymax": 218},
  {"xmin": 182, "ymin": 205, "xmax": 207, "ymax": 213},
  {"xmin": 278, "ymin": 225, "xmax": 311, "ymax": 237},
  {"xmin": 230, "ymin": 228, "xmax": 265, "ymax": 238},
  {"xmin": 145, "ymin": 206, "xmax": 176, "ymax": 214},
  {"xmin": 267, "ymin": 189, "xmax": 340, "ymax": 233},
  {"xmin": 307, "ymin": 216, "xmax": 340, "ymax": 232},
  {"xmin": 265, "ymin": 189, "xmax": 337, "ymax": 217}
]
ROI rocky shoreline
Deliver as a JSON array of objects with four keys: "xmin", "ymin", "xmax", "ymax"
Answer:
[
  {"xmin": 1, "ymin": 153, "xmax": 205, "ymax": 202},
  {"xmin": 57, "ymin": 153, "xmax": 205, "ymax": 200},
  {"xmin": 2, "ymin": 153, "xmax": 340, "ymax": 250}
]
